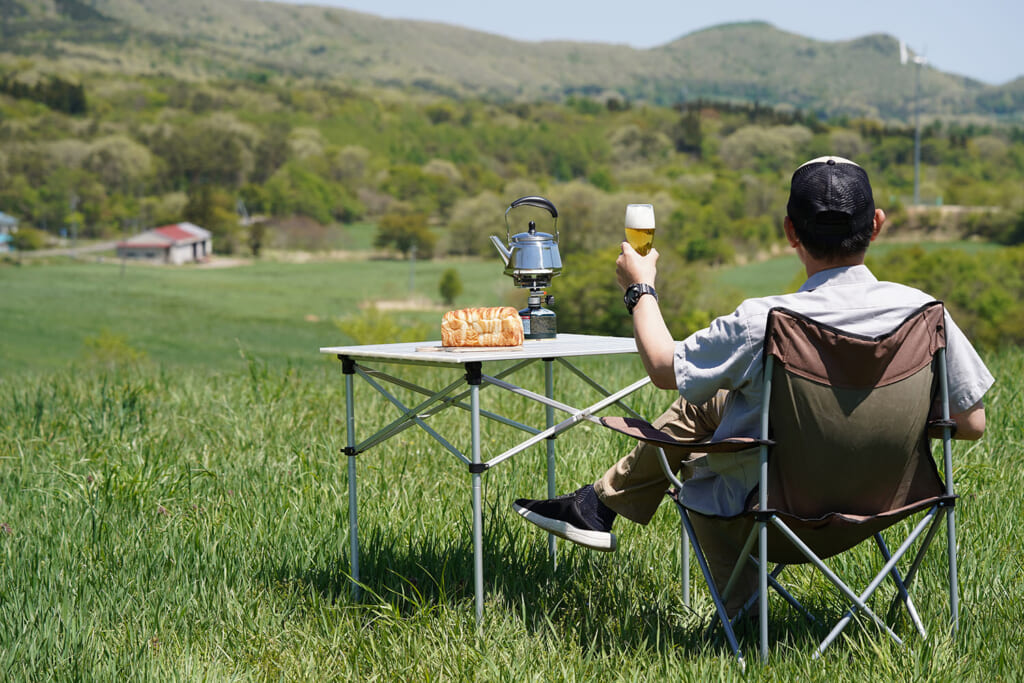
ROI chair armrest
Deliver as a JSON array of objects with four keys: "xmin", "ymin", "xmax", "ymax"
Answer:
[{"xmin": 600, "ymin": 416, "xmax": 773, "ymax": 452}]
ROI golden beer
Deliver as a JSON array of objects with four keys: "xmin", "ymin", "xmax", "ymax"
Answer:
[
  {"xmin": 624, "ymin": 203, "xmax": 655, "ymax": 256},
  {"xmin": 625, "ymin": 227, "xmax": 655, "ymax": 256}
]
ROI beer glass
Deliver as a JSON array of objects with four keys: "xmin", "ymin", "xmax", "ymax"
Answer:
[{"xmin": 624, "ymin": 204, "xmax": 655, "ymax": 256}]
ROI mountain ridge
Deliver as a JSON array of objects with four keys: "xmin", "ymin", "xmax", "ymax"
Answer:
[{"xmin": 0, "ymin": 0, "xmax": 1019, "ymax": 121}]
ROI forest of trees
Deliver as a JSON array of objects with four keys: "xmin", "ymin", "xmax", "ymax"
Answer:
[
  {"xmin": 2, "ymin": 68, "xmax": 1023, "ymax": 345},
  {"xmin": 2, "ymin": 71, "xmax": 1022, "ymax": 253}
]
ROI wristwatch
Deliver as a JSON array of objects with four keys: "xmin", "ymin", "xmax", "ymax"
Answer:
[{"xmin": 623, "ymin": 283, "xmax": 658, "ymax": 315}]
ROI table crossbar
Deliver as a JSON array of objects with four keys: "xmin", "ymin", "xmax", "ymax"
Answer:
[
  {"xmin": 361, "ymin": 358, "xmax": 538, "ymax": 419},
  {"xmin": 354, "ymin": 365, "xmax": 543, "ymax": 452},
  {"xmin": 556, "ymin": 357, "xmax": 646, "ymax": 420},
  {"xmin": 484, "ymin": 374, "xmax": 652, "ymax": 468},
  {"xmin": 482, "ymin": 374, "xmax": 585, "ymax": 418},
  {"xmin": 423, "ymin": 358, "xmax": 540, "ymax": 408},
  {"xmin": 354, "ymin": 367, "xmax": 471, "ymax": 464}
]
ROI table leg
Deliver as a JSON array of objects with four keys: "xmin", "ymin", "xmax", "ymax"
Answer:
[
  {"xmin": 342, "ymin": 357, "xmax": 360, "ymax": 600},
  {"xmin": 467, "ymin": 362, "xmax": 484, "ymax": 625},
  {"xmin": 544, "ymin": 358, "xmax": 557, "ymax": 568}
]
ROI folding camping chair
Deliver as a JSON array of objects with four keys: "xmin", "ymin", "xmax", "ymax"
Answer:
[{"xmin": 602, "ymin": 302, "xmax": 959, "ymax": 665}]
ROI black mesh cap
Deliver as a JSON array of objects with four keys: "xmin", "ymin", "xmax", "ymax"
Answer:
[{"xmin": 787, "ymin": 156, "xmax": 875, "ymax": 242}]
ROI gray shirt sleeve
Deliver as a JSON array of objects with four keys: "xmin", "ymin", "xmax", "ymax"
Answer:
[
  {"xmin": 943, "ymin": 310, "xmax": 995, "ymax": 413},
  {"xmin": 673, "ymin": 308, "xmax": 762, "ymax": 405}
]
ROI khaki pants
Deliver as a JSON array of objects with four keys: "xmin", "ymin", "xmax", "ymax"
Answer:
[{"xmin": 594, "ymin": 391, "xmax": 757, "ymax": 615}]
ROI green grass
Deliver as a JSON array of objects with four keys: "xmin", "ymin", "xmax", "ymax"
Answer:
[
  {"xmin": 0, "ymin": 347, "xmax": 1020, "ymax": 680},
  {"xmin": 0, "ymin": 257, "xmax": 508, "ymax": 373},
  {"xmin": 2, "ymin": 254, "xmax": 1022, "ymax": 679},
  {"xmin": 336, "ymin": 222, "xmax": 380, "ymax": 252}
]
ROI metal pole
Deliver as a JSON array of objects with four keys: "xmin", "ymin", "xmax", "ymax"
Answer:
[
  {"xmin": 681, "ymin": 517, "xmax": 690, "ymax": 607},
  {"xmin": 938, "ymin": 349, "xmax": 959, "ymax": 633},
  {"xmin": 759, "ymin": 356, "xmax": 773, "ymax": 663},
  {"xmin": 545, "ymin": 359, "xmax": 557, "ymax": 568},
  {"xmin": 69, "ymin": 193, "xmax": 79, "ymax": 259},
  {"xmin": 913, "ymin": 60, "xmax": 922, "ymax": 206},
  {"xmin": 468, "ymin": 362, "xmax": 485, "ymax": 625},
  {"xmin": 408, "ymin": 244, "xmax": 417, "ymax": 293},
  {"xmin": 342, "ymin": 356, "xmax": 360, "ymax": 600}
]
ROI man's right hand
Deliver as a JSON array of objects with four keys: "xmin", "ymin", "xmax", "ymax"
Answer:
[
  {"xmin": 616, "ymin": 242, "xmax": 659, "ymax": 291},
  {"xmin": 616, "ymin": 242, "xmax": 676, "ymax": 389}
]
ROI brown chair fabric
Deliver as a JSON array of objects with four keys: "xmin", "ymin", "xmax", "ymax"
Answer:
[
  {"xmin": 621, "ymin": 302, "xmax": 953, "ymax": 565},
  {"xmin": 750, "ymin": 302, "xmax": 953, "ymax": 562},
  {"xmin": 762, "ymin": 367, "xmax": 943, "ymax": 518},
  {"xmin": 763, "ymin": 302, "xmax": 946, "ymax": 390}
]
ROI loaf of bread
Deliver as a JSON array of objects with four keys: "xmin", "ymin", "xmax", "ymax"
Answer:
[{"xmin": 441, "ymin": 306, "xmax": 524, "ymax": 347}]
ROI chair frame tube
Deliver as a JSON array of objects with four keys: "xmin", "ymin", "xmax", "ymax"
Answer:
[
  {"xmin": 758, "ymin": 356, "xmax": 773, "ymax": 662},
  {"xmin": 938, "ymin": 349, "xmax": 960, "ymax": 633}
]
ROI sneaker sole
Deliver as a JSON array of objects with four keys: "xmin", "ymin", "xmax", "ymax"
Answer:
[{"xmin": 512, "ymin": 503, "xmax": 617, "ymax": 552}]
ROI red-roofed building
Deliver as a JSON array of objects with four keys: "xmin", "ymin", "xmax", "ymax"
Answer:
[{"xmin": 116, "ymin": 222, "xmax": 213, "ymax": 264}]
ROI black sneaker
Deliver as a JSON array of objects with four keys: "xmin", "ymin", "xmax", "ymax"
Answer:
[{"xmin": 512, "ymin": 484, "xmax": 617, "ymax": 552}]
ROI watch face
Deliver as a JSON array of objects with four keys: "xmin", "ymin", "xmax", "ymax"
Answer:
[
  {"xmin": 625, "ymin": 284, "xmax": 655, "ymax": 314},
  {"xmin": 624, "ymin": 285, "xmax": 641, "ymax": 313}
]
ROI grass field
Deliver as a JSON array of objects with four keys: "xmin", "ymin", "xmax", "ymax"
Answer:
[
  {"xmin": 2, "ymin": 252, "xmax": 1022, "ymax": 680},
  {"xmin": 1, "ymin": 256, "xmax": 508, "ymax": 373}
]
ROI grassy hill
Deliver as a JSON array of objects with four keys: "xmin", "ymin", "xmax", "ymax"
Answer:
[{"xmin": 1, "ymin": 0, "xmax": 1019, "ymax": 120}]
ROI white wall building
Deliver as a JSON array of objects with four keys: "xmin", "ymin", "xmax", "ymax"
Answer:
[
  {"xmin": 0, "ymin": 211, "xmax": 18, "ymax": 234},
  {"xmin": 116, "ymin": 222, "xmax": 213, "ymax": 264}
]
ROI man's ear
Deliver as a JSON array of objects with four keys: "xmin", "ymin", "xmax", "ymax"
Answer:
[
  {"xmin": 870, "ymin": 209, "xmax": 886, "ymax": 242},
  {"xmin": 783, "ymin": 216, "xmax": 800, "ymax": 248}
]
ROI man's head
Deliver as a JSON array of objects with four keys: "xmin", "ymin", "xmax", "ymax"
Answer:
[{"xmin": 786, "ymin": 156, "xmax": 876, "ymax": 261}]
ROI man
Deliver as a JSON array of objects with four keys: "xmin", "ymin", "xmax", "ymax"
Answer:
[{"xmin": 513, "ymin": 156, "xmax": 994, "ymax": 613}]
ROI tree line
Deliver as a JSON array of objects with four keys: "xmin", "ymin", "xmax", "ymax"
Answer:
[
  {"xmin": 0, "ymin": 74, "xmax": 87, "ymax": 115},
  {"xmin": 2, "ymin": 71, "xmax": 1023, "ymax": 345},
  {"xmin": 2, "ymin": 75, "xmax": 1022, "ymax": 258}
]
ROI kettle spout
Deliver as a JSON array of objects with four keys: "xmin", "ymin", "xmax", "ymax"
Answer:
[{"xmin": 490, "ymin": 235, "xmax": 511, "ymax": 266}]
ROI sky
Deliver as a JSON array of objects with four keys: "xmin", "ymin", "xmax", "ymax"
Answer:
[{"xmin": 276, "ymin": 0, "xmax": 1022, "ymax": 85}]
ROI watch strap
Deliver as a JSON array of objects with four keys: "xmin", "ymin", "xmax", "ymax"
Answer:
[{"xmin": 625, "ymin": 283, "xmax": 658, "ymax": 315}]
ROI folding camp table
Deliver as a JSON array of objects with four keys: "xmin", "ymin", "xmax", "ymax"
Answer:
[{"xmin": 320, "ymin": 334, "xmax": 651, "ymax": 622}]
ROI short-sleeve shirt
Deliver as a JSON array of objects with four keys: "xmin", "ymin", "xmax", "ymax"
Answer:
[{"xmin": 673, "ymin": 264, "xmax": 994, "ymax": 516}]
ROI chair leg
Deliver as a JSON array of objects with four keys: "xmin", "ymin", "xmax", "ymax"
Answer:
[
  {"xmin": 809, "ymin": 510, "xmax": 940, "ymax": 657},
  {"xmin": 946, "ymin": 505, "xmax": 959, "ymax": 634},
  {"xmin": 769, "ymin": 518, "xmax": 907, "ymax": 657},
  {"xmin": 897, "ymin": 510, "xmax": 944, "ymax": 590},
  {"xmin": 875, "ymin": 533, "xmax": 927, "ymax": 639},
  {"xmin": 680, "ymin": 516, "xmax": 690, "ymax": 608},
  {"xmin": 741, "ymin": 561, "xmax": 817, "ymax": 627},
  {"xmin": 887, "ymin": 510, "xmax": 943, "ymax": 620},
  {"xmin": 722, "ymin": 523, "xmax": 760, "ymax": 607},
  {"xmin": 759, "ymin": 519, "xmax": 769, "ymax": 663},
  {"xmin": 679, "ymin": 509, "xmax": 745, "ymax": 666}
]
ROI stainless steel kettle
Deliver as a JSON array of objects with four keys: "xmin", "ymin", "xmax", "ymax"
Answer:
[{"xmin": 490, "ymin": 196, "xmax": 562, "ymax": 288}]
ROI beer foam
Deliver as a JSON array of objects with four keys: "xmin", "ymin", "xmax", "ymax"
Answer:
[{"xmin": 624, "ymin": 203, "xmax": 655, "ymax": 229}]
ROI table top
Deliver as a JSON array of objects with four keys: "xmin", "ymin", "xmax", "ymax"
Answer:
[{"xmin": 320, "ymin": 333, "xmax": 638, "ymax": 364}]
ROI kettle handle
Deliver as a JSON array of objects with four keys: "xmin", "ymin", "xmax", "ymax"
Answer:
[
  {"xmin": 508, "ymin": 196, "xmax": 558, "ymax": 217},
  {"xmin": 504, "ymin": 195, "xmax": 559, "ymax": 243}
]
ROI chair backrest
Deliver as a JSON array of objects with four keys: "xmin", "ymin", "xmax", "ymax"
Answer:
[{"xmin": 761, "ymin": 302, "xmax": 948, "ymax": 524}]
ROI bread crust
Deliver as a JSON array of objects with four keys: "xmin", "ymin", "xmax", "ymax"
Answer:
[{"xmin": 441, "ymin": 306, "xmax": 524, "ymax": 347}]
